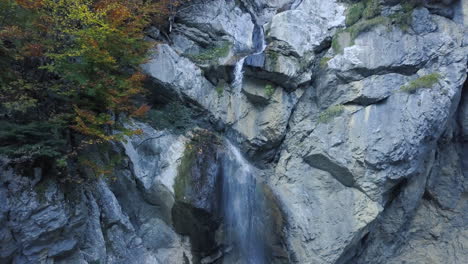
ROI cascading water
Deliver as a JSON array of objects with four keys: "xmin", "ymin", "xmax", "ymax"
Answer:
[
  {"xmin": 232, "ymin": 24, "xmax": 267, "ymax": 92},
  {"xmin": 245, "ymin": 25, "xmax": 267, "ymax": 68},
  {"xmin": 230, "ymin": 23, "xmax": 268, "ymax": 124},
  {"xmin": 221, "ymin": 141, "xmax": 267, "ymax": 264},
  {"xmin": 218, "ymin": 24, "xmax": 271, "ymax": 263},
  {"xmin": 232, "ymin": 57, "xmax": 246, "ymax": 92}
]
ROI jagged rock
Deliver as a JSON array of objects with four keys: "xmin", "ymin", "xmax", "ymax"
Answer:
[
  {"xmin": 329, "ymin": 73, "xmax": 408, "ymax": 106},
  {"xmin": 0, "ymin": 127, "xmax": 193, "ymax": 264},
  {"xmin": 249, "ymin": 0, "xmax": 346, "ymax": 89},
  {"xmin": 328, "ymin": 12, "xmax": 459, "ymax": 79},
  {"xmin": 143, "ymin": 44, "xmax": 301, "ymax": 157},
  {"xmin": 272, "ymin": 154, "xmax": 382, "ymax": 263},
  {"xmin": 270, "ymin": 4, "xmax": 467, "ymax": 264},
  {"xmin": 346, "ymin": 119, "xmax": 468, "ymax": 264},
  {"xmin": 294, "ymin": 7, "xmax": 467, "ymax": 203},
  {"xmin": 172, "ymin": 0, "xmax": 255, "ymax": 67}
]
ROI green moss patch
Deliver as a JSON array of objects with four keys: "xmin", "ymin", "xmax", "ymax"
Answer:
[
  {"xmin": 173, "ymin": 130, "xmax": 221, "ymax": 202},
  {"xmin": 174, "ymin": 145, "xmax": 196, "ymax": 202},
  {"xmin": 363, "ymin": 0, "xmax": 381, "ymax": 19},
  {"xmin": 264, "ymin": 84, "xmax": 275, "ymax": 97},
  {"xmin": 389, "ymin": 10, "xmax": 414, "ymax": 32},
  {"xmin": 400, "ymin": 73, "xmax": 441, "ymax": 93},
  {"xmin": 345, "ymin": 0, "xmax": 381, "ymax": 27},
  {"xmin": 346, "ymin": 2, "xmax": 366, "ymax": 26},
  {"xmin": 265, "ymin": 49, "xmax": 281, "ymax": 70},
  {"xmin": 333, "ymin": 16, "xmax": 387, "ymax": 53},
  {"xmin": 216, "ymin": 80, "xmax": 226, "ymax": 97},
  {"xmin": 334, "ymin": 1, "xmax": 418, "ymax": 53},
  {"xmin": 186, "ymin": 42, "xmax": 231, "ymax": 64},
  {"xmin": 318, "ymin": 105, "xmax": 345, "ymax": 123},
  {"xmin": 319, "ymin": 57, "xmax": 332, "ymax": 69},
  {"xmin": 348, "ymin": 16, "xmax": 388, "ymax": 40}
]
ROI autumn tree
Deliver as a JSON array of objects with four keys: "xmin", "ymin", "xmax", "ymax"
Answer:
[{"xmin": 0, "ymin": 0, "xmax": 188, "ymax": 172}]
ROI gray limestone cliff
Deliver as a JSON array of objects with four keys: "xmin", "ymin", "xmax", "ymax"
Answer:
[{"xmin": 1, "ymin": 0, "xmax": 467, "ymax": 263}]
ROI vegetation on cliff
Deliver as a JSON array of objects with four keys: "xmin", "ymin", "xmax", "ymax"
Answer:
[
  {"xmin": 333, "ymin": 0, "xmax": 421, "ymax": 53},
  {"xmin": 400, "ymin": 73, "xmax": 442, "ymax": 93},
  {"xmin": 0, "ymin": 0, "xmax": 187, "ymax": 174}
]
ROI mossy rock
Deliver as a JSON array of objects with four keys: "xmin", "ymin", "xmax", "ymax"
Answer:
[
  {"xmin": 173, "ymin": 130, "xmax": 222, "ymax": 210},
  {"xmin": 400, "ymin": 73, "xmax": 441, "ymax": 93},
  {"xmin": 265, "ymin": 49, "xmax": 281, "ymax": 70},
  {"xmin": 334, "ymin": 1, "xmax": 418, "ymax": 53},
  {"xmin": 362, "ymin": 0, "xmax": 381, "ymax": 19},
  {"xmin": 346, "ymin": 2, "xmax": 366, "ymax": 26},
  {"xmin": 264, "ymin": 84, "xmax": 275, "ymax": 97},
  {"xmin": 172, "ymin": 130, "xmax": 223, "ymax": 261},
  {"xmin": 186, "ymin": 41, "xmax": 231, "ymax": 64},
  {"xmin": 332, "ymin": 30, "xmax": 352, "ymax": 53},
  {"xmin": 216, "ymin": 80, "xmax": 227, "ymax": 97},
  {"xmin": 319, "ymin": 57, "xmax": 332, "ymax": 69},
  {"xmin": 318, "ymin": 104, "xmax": 345, "ymax": 124},
  {"xmin": 345, "ymin": 0, "xmax": 381, "ymax": 26}
]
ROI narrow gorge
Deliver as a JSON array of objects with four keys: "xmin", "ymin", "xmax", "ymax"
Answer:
[{"xmin": 1, "ymin": 0, "xmax": 467, "ymax": 264}]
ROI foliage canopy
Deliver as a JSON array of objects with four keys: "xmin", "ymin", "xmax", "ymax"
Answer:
[{"xmin": 0, "ymin": 0, "xmax": 187, "ymax": 170}]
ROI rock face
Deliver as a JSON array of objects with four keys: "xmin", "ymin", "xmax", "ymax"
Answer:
[
  {"xmin": 0, "ymin": 122, "xmax": 193, "ymax": 264},
  {"xmin": 1, "ymin": 0, "xmax": 468, "ymax": 264}
]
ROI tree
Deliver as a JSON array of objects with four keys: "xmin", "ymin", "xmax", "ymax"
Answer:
[{"xmin": 0, "ymin": 0, "xmax": 188, "ymax": 172}]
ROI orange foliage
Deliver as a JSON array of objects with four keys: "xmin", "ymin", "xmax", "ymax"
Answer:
[
  {"xmin": 130, "ymin": 104, "xmax": 151, "ymax": 117},
  {"xmin": 0, "ymin": 25, "xmax": 26, "ymax": 40},
  {"xmin": 22, "ymin": 43, "xmax": 43, "ymax": 56},
  {"xmin": 16, "ymin": 0, "xmax": 44, "ymax": 9},
  {"xmin": 129, "ymin": 72, "xmax": 147, "ymax": 83}
]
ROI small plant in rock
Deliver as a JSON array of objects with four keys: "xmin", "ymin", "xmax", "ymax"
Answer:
[
  {"xmin": 363, "ymin": 0, "xmax": 381, "ymax": 19},
  {"xmin": 320, "ymin": 57, "xmax": 332, "ymax": 68},
  {"xmin": 174, "ymin": 130, "xmax": 220, "ymax": 202},
  {"xmin": 318, "ymin": 105, "xmax": 345, "ymax": 123},
  {"xmin": 333, "ymin": 0, "xmax": 420, "ymax": 53},
  {"xmin": 346, "ymin": 2, "xmax": 366, "ymax": 26},
  {"xmin": 187, "ymin": 42, "xmax": 231, "ymax": 64},
  {"xmin": 345, "ymin": 0, "xmax": 381, "ymax": 26},
  {"xmin": 333, "ymin": 15, "xmax": 388, "ymax": 53},
  {"xmin": 348, "ymin": 16, "xmax": 388, "ymax": 41},
  {"xmin": 264, "ymin": 84, "xmax": 275, "ymax": 97},
  {"xmin": 266, "ymin": 49, "xmax": 280, "ymax": 68},
  {"xmin": 34, "ymin": 180, "xmax": 50, "ymax": 203},
  {"xmin": 331, "ymin": 35, "xmax": 343, "ymax": 53},
  {"xmin": 400, "ymin": 73, "xmax": 442, "ymax": 93},
  {"xmin": 389, "ymin": 2, "xmax": 419, "ymax": 32},
  {"xmin": 216, "ymin": 81, "xmax": 225, "ymax": 96}
]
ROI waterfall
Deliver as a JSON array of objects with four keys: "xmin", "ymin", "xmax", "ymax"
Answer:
[
  {"xmin": 232, "ymin": 57, "xmax": 246, "ymax": 93},
  {"xmin": 245, "ymin": 24, "xmax": 267, "ymax": 68},
  {"xmin": 220, "ymin": 23, "xmax": 270, "ymax": 263},
  {"xmin": 221, "ymin": 141, "xmax": 266, "ymax": 264},
  {"xmin": 232, "ymin": 24, "xmax": 267, "ymax": 92}
]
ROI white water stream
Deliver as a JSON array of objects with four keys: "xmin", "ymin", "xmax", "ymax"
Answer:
[
  {"xmin": 221, "ymin": 141, "xmax": 266, "ymax": 264},
  {"xmin": 231, "ymin": 25, "xmax": 267, "ymax": 93}
]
